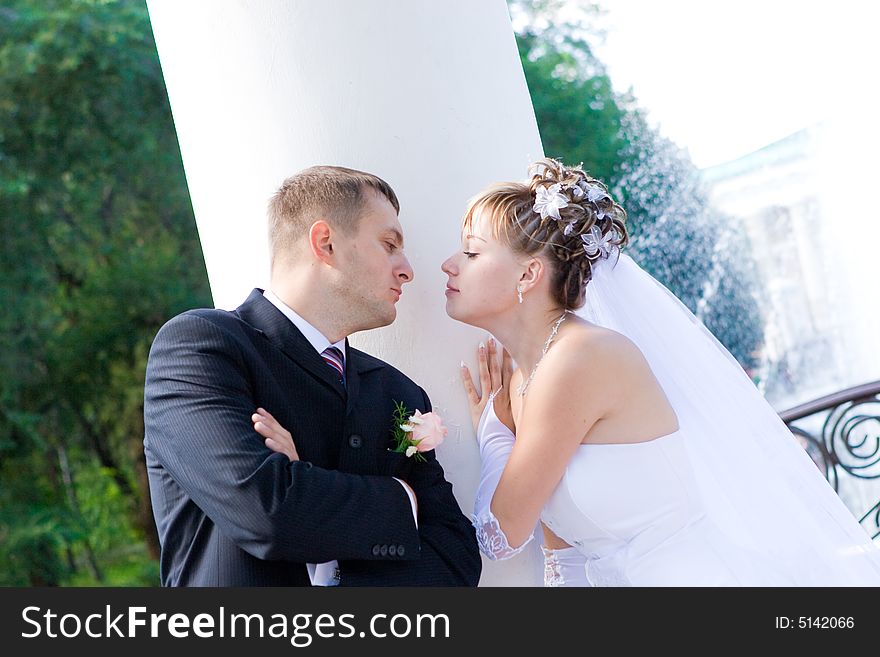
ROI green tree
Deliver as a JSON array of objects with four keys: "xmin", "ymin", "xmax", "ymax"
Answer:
[{"xmin": 0, "ymin": 0, "xmax": 211, "ymax": 584}]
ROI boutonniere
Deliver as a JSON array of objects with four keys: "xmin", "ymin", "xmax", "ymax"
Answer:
[{"xmin": 391, "ymin": 401, "xmax": 448, "ymax": 462}]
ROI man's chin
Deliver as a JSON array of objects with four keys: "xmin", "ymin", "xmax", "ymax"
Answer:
[
  {"xmin": 383, "ymin": 306, "xmax": 397, "ymax": 325},
  {"xmin": 357, "ymin": 307, "xmax": 397, "ymax": 332}
]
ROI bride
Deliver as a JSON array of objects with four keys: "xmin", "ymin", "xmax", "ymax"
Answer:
[{"xmin": 443, "ymin": 157, "xmax": 880, "ymax": 586}]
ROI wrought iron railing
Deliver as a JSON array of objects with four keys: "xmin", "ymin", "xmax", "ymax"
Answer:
[{"xmin": 780, "ymin": 380, "xmax": 880, "ymax": 539}]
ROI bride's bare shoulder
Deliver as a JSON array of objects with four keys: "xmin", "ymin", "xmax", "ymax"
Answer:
[
  {"xmin": 526, "ymin": 319, "xmax": 641, "ymax": 413},
  {"xmin": 556, "ymin": 318, "xmax": 642, "ymax": 365}
]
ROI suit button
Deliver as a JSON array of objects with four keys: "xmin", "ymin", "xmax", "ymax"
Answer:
[
  {"xmin": 389, "ymin": 545, "xmax": 397, "ymax": 556},
  {"xmin": 380, "ymin": 544, "xmax": 388, "ymax": 556},
  {"xmin": 349, "ymin": 434, "xmax": 363, "ymax": 448},
  {"xmin": 398, "ymin": 545, "xmax": 405, "ymax": 557},
  {"xmin": 372, "ymin": 544, "xmax": 380, "ymax": 556}
]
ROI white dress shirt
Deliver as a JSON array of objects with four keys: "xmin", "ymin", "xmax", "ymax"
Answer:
[{"xmin": 263, "ymin": 289, "xmax": 418, "ymax": 585}]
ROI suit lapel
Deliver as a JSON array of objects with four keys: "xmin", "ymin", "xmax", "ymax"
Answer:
[
  {"xmin": 235, "ymin": 289, "xmax": 346, "ymax": 399},
  {"xmin": 344, "ymin": 341, "xmax": 384, "ymax": 417},
  {"xmin": 344, "ymin": 338, "xmax": 361, "ymax": 415}
]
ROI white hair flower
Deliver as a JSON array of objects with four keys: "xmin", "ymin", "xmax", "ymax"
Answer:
[
  {"xmin": 533, "ymin": 183, "xmax": 569, "ymax": 221},
  {"xmin": 584, "ymin": 184, "xmax": 609, "ymax": 203},
  {"xmin": 581, "ymin": 225, "xmax": 616, "ymax": 260}
]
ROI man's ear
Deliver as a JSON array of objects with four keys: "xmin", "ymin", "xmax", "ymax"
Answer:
[
  {"xmin": 519, "ymin": 257, "xmax": 544, "ymax": 294},
  {"xmin": 308, "ymin": 220, "xmax": 334, "ymax": 264}
]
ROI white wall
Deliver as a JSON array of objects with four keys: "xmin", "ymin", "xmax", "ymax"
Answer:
[{"xmin": 147, "ymin": 0, "xmax": 545, "ymax": 586}]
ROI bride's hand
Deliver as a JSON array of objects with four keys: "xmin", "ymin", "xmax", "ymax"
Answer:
[
  {"xmin": 252, "ymin": 407, "xmax": 299, "ymax": 462},
  {"xmin": 460, "ymin": 338, "xmax": 515, "ymax": 433}
]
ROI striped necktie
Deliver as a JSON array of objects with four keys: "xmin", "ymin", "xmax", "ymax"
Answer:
[{"xmin": 321, "ymin": 346, "xmax": 345, "ymax": 385}]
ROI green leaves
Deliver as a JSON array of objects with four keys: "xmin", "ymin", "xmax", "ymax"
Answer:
[{"xmin": 0, "ymin": 0, "xmax": 209, "ymax": 584}]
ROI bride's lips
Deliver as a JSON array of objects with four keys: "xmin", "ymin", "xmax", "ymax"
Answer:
[{"xmin": 445, "ymin": 284, "xmax": 459, "ymax": 296}]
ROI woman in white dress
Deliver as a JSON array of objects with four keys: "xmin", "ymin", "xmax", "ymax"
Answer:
[{"xmin": 444, "ymin": 158, "xmax": 880, "ymax": 586}]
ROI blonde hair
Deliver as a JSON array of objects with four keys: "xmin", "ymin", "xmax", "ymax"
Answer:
[
  {"xmin": 462, "ymin": 157, "xmax": 628, "ymax": 310},
  {"xmin": 268, "ymin": 165, "xmax": 399, "ymax": 263}
]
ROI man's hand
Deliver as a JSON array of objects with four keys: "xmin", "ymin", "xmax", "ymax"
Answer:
[{"xmin": 252, "ymin": 407, "xmax": 299, "ymax": 461}]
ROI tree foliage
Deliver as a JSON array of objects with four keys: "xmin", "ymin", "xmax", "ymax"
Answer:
[{"xmin": 0, "ymin": 0, "xmax": 211, "ymax": 584}]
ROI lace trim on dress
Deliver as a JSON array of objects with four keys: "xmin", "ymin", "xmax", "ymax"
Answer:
[
  {"xmin": 472, "ymin": 512, "xmax": 534, "ymax": 561},
  {"xmin": 542, "ymin": 546, "xmax": 565, "ymax": 587},
  {"xmin": 541, "ymin": 545, "xmax": 594, "ymax": 587}
]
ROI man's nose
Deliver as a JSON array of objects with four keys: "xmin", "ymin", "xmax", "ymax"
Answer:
[{"xmin": 397, "ymin": 254, "xmax": 414, "ymax": 283}]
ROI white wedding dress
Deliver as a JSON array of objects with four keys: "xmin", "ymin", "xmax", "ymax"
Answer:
[
  {"xmin": 471, "ymin": 252, "xmax": 880, "ymax": 587},
  {"xmin": 477, "ymin": 400, "xmax": 791, "ymax": 586}
]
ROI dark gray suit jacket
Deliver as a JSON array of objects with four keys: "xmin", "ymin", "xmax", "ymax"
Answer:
[{"xmin": 144, "ymin": 289, "xmax": 480, "ymax": 586}]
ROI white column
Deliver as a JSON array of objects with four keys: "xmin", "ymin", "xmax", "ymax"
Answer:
[{"xmin": 148, "ymin": 0, "xmax": 545, "ymax": 586}]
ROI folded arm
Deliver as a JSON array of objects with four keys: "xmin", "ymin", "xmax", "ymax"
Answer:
[
  {"xmin": 144, "ymin": 313, "xmax": 420, "ymax": 563},
  {"xmin": 339, "ymin": 387, "xmax": 481, "ymax": 586}
]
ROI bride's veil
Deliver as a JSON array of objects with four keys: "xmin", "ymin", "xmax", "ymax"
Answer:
[{"xmin": 577, "ymin": 250, "xmax": 880, "ymax": 585}]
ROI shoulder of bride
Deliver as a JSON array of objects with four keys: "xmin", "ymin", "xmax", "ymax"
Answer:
[
  {"xmin": 550, "ymin": 323, "xmax": 628, "ymax": 367},
  {"xmin": 531, "ymin": 328, "xmax": 636, "ymax": 399}
]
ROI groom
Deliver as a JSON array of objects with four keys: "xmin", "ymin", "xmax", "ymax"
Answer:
[{"xmin": 143, "ymin": 165, "xmax": 480, "ymax": 586}]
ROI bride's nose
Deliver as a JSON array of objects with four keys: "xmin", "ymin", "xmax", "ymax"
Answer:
[{"xmin": 441, "ymin": 255, "xmax": 457, "ymax": 276}]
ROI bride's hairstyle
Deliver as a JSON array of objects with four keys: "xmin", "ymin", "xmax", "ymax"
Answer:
[{"xmin": 462, "ymin": 157, "xmax": 628, "ymax": 310}]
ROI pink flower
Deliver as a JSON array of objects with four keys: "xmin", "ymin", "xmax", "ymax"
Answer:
[{"xmin": 408, "ymin": 410, "xmax": 448, "ymax": 453}]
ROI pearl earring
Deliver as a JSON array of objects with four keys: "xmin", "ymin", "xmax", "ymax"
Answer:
[{"xmin": 517, "ymin": 287, "xmax": 524, "ymax": 304}]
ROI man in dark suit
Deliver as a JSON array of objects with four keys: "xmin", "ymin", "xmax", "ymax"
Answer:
[{"xmin": 144, "ymin": 165, "xmax": 480, "ymax": 586}]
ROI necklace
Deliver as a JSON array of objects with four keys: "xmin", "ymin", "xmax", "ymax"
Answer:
[{"xmin": 516, "ymin": 311, "xmax": 568, "ymax": 396}]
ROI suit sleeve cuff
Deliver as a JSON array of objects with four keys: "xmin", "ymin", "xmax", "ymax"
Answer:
[{"xmin": 393, "ymin": 477, "xmax": 418, "ymax": 529}]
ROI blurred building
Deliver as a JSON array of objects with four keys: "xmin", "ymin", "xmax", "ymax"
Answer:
[{"xmin": 701, "ymin": 126, "xmax": 850, "ymax": 408}]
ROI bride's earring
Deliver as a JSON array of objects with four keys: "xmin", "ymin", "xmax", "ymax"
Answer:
[{"xmin": 517, "ymin": 287, "xmax": 524, "ymax": 304}]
